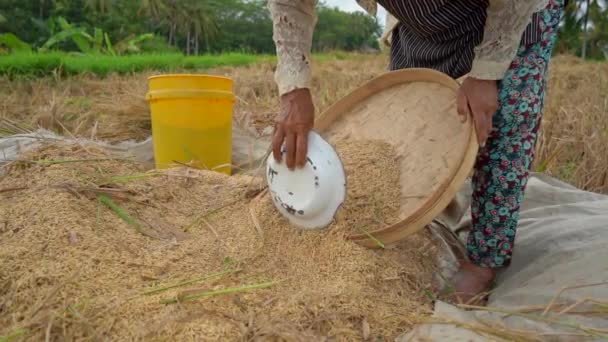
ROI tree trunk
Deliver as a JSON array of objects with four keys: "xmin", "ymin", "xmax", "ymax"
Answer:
[
  {"xmin": 169, "ymin": 23, "xmax": 177, "ymax": 46},
  {"xmin": 582, "ymin": 0, "xmax": 590, "ymax": 59},
  {"xmin": 39, "ymin": 0, "xmax": 44, "ymax": 18},
  {"xmin": 187, "ymin": 29, "xmax": 191, "ymax": 55},
  {"xmin": 194, "ymin": 31, "xmax": 199, "ymax": 55}
]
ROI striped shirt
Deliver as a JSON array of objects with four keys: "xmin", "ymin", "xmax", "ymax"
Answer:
[{"xmin": 377, "ymin": 0, "xmax": 543, "ymax": 78}]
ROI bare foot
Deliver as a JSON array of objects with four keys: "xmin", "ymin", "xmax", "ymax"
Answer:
[{"xmin": 448, "ymin": 259, "xmax": 496, "ymax": 305}]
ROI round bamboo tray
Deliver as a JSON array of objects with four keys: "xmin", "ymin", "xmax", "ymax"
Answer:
[{"xmin": 315, "ymin": 68, "xmax": 479, "ymax": 248}]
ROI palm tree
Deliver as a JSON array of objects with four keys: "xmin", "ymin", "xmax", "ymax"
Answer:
[
  {"xmin": 557, "ymin": 0, "xmax": 582, "ymax": 55},
  {"xmin": 139, "ymin": 0, "xmax": 218, "ymax": 54},
  {"xmin": 39, "ymin": 0, "xmax": 46, "ymax": 18},
  {"xmin": 84, "ymin": 0, "xmax": 112, "ymax": 13},
  {"xmin": 579, "ymin": 0, "xmax": 608, "ymax": 59},
  {"xmin": 38, "ymin": 0, "xmax": 67, "ymax": 18},
  {"xmin": 139, "ymin": 0, "xmax": 167, "ymax": 21},
  {"xmin": 139, "ymin": 0, "xmax": 176, "ymax": 46},
  {"xmin": 181, "ymin": 0, "xmax": 218, "ymax": 54},
  {"xmin": 587, "ymin": 0, "xmax": 608, "ymax": 59},
  {"xmin": 581, "ymin": 0, "xmax": 591, "ymax": 58}
]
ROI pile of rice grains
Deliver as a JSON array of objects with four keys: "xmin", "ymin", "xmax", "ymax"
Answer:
[{"xmin": 0, "ymin": 138, "xmax": 438, "ymax": 341}]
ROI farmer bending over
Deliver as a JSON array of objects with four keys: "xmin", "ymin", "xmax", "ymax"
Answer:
[{"xmin": 267, "ymin": 0, "xmax": 565, "ymax": 303}]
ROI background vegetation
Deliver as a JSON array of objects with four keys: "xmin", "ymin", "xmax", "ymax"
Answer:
[
  {"xmin": 0, "ymin": 0, "xmax": 606, "ymax": 77},
  {"xmin": 0, "ymin": 0, "xmax": 381, "ymax": 55}
]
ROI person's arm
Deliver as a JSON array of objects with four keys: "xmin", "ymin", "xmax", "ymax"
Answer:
[
  {"xmin": 469, "ymin": 0, "xmax": 549, "ymax": 80},
  {"xmin": 458, "ymin": 0, "xmax": 548, "ymax": 147},
  {"xmin": 267, "ymin": 0, "xmax": 317, "ymax": 170},
  {"xmin": 268, "ymin": 0, "xmax": 317, "ymax": 96}
]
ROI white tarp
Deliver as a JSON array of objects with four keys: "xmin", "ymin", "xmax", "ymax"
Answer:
[
  {"xmin": 0, "ymin": 125, "xmax": 271, "ymax": 174},
  {"xmin": 400, "ymin": 174, "xmax": 608, "ymax": 341}
]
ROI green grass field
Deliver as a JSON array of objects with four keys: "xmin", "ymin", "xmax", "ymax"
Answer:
[
  {"xmin": 0, "ymin": 52, "xmax": 271, "ymax": 78},
  {"xmin": 0, "ymin": 51, "xmax": 366, "ymax": 78}
]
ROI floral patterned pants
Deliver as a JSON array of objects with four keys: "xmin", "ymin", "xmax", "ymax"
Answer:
[{"xmin": 467, "ymin": 0, "xmax": 564, "ymax": 268}]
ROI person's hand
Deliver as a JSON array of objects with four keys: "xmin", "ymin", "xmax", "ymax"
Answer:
[
  {"xmin": 457, "ymin": 77, "xmax": 499, "ymax": 147},
  {"xmin": 272, "ymin": 88, "xmax": 315, "ymax": 170}
]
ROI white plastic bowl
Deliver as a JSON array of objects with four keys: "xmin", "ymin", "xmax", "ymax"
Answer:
[{"xmin": 265, "ymin": 131, "xmax": 346, "ymax": 230}]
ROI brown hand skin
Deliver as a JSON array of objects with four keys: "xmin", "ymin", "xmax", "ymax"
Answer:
[
  {"xmin": 457, "ymin": 77, "xmax": 499, "ymax": 147},
  {"xmin": 272, "ymin": 88, "xmax": 315, "ymax": 170}
]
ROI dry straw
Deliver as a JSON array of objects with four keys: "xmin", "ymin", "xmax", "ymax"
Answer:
[
  {"xmin": 1, "ymin": 53, "xmax": 606, "ymax": 340},
  {"xmin": 1, "ymin": 55, "xmax": 605, "ymax": 192},
  {"xmin": 0, "ymin": 141, "xmax": 438, "ymax": 340}
]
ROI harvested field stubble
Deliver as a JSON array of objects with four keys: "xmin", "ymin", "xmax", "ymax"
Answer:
[
  {"xmin": 0, "ymin": 138, "xmax": 438, "ymax": 340},
  {"xmin": 0, "ymin": 55, "xmax": 384, "ymax": 142},
  {"xmin": 536, "ymin": 56, "xmax": 608, "ymax": 193},
  {"xmin": 0, "ymin": 54, "xmax": 605, "ymax": 192}
]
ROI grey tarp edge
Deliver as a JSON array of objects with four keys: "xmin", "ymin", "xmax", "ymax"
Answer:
[
  {"xmin": 0, "ymin": 126, "xmax": 271, "ymax": 174},
  {"xmin": 400, "ymin": 174, "xmax": 608, "ymax": 341}
]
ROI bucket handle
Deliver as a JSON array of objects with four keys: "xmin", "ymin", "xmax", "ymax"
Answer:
[{"xmin": 146, "ymin": 89, "xmax": 235, "ymax": 102}]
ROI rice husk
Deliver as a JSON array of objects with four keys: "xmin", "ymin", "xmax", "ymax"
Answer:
[
  {"xmin": 0, "ymin": 140, "xmax": 438, "ymax": 341},
  {"xmin": 331, "ymin": 138, "xmax": 401, "ymax": 235}
]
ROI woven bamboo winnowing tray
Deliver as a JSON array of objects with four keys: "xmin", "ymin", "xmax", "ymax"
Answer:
[{"xmin": 315, "ymin": 68, "xmax": 479, "ymax": 248}]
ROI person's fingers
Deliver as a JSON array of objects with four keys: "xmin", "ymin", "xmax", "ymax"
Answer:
[
  {"xmin": 295, "ymin": 130, "xmax": 308, "ymax": 169},
  {"xmin": 272, "ymin": 124, "xmax": 285, "ymax": 163},
  {"xmin": 484, "ymin": 111, "xmax": 494, "ymax": 144},
  {"xmin": 285, "ymin": 131, "xmax": 296, "ymax": 170},
  {"xmin": 472, "ymin": 107, "xmax": 487, "ymax": 147},
  {"xmin": 456, "ymin": 89, "xmax": 468, "ymax": 123}
]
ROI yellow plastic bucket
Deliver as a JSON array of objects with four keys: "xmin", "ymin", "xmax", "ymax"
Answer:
[{"xmin": 146, "ymin": 74, "xmax": 234, "ymax": 174}]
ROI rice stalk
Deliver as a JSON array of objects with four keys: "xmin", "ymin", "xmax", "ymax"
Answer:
[
  {"xmin": 66, "ymin": 304, "xmax": 99, "ymax": 340},
  {"xmin": 556, "ymin": 297, "xmax": 608, "ymax": 316},
  {"xmin": 104, "ymin": 172, "xmax": 160, "ymax": 184},
  {"xmin": 542, "ymin": 281, "xmax": 608, "ymax": 316},
  {"xmin": 95, "ymin": 196, "xmax": 102, "ymax": 227},
  {"xmin": 0, "ymin": 186, "xmax": 27, "ymax": 194},
  {"xmin": 458, "ymin": 304, "xmax": 608, "ymax": 339},
  {"xmin": 355, "ymin": 225, "xmax": 385, "ymax": 249},
  {"xmin": 248, "ymin": 205, "xmax": 264, "ymax": 238},
  {"xmin": 160, "ymin": 281, "xmax": 280, "ymax": 305},
  {"xmin": 97, "ymin": 194, "xmax": 144, "ymax": 234},
  {"xmin": 13, "ymin": 158, "xmax": 126, "ymax": 166},
  {"xmin": 535, "ymin": 143, "xmax": 565, "ymax": 173},
  {"xmin": 422, "ymin": 289, "xmax": 436, "ymax": 301},
  {"xmin": 0, "ymin": 117, "xmax": 33, "ymax": 138},
  {"xmin": 44, "ymin": 314, "xmax": 55, "ymax": 342},
  {"xmin": 182, "ymin": 198, "xmax": 243, "ymax": 232},
  {"xmin": 142, "ymin": 269, "xmax": 241, "ymax": 296},
  {"xmin": 422, "ymin": 317, "xmax": 542, "ymax": 342},
  {"xmin": 0, "ymin": 329, "xmax": 27, "ymax": 342}
]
